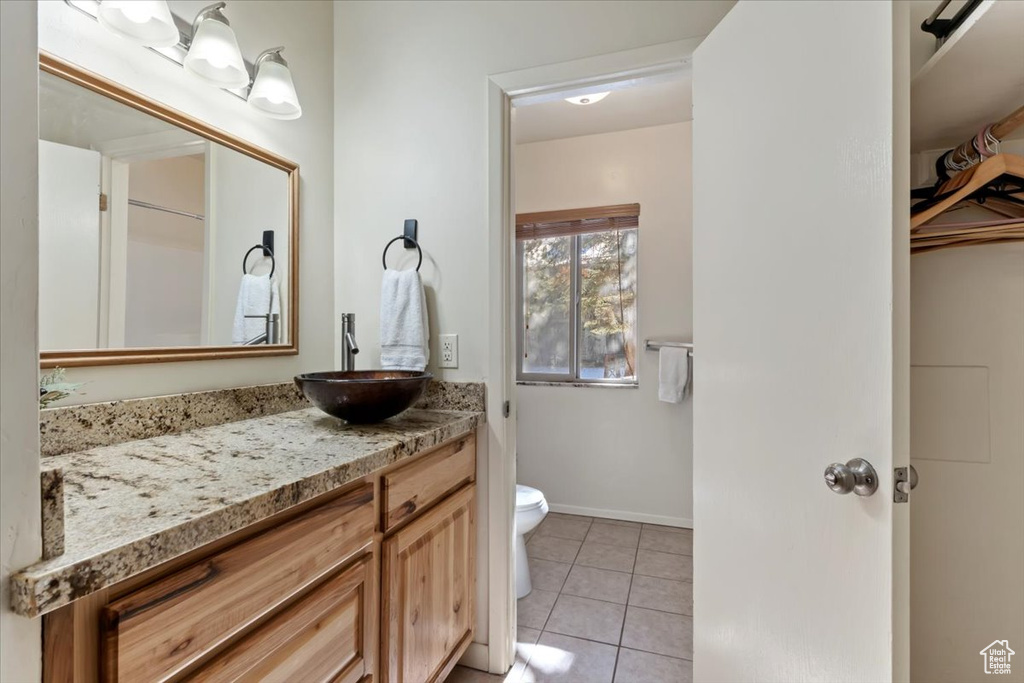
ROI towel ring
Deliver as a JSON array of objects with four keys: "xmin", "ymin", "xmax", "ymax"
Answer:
[
  {"xmin": 243, "ymin": 244, "xmax": 276, "ymax": 278},
  {"xmin": 382, "ymin": 235, "xmax": 422, "ymax": 272}
]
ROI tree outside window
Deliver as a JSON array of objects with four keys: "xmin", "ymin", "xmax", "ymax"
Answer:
[{"xmin": 518, "ymin": 216, "xmax": 638, "ymax": 384}]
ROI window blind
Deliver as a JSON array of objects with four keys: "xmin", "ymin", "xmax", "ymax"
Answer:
[{"xmin": 515, "ymin": 203, "xmax": 640, "ymax": 240}]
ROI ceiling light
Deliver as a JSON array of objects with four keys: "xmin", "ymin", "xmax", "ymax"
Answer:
[
  {"xmin": 248, "ymin": 48, "xmax": 302, "ymax": 120},
  {"xmin": 183, "ymin": 2, "xmax": 249, "ymax": 89},
  {"xmin": 97, "ymin": 0, "xmax": 179, "ymax": 47},
  {"xmin": 564, "ymin": 92, "xmax": 610, "ymax": 106}
]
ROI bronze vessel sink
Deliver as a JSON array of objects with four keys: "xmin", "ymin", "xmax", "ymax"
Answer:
[{"xmin": 294, "ymin": 370, "xmax": 432, "ymax": 424}]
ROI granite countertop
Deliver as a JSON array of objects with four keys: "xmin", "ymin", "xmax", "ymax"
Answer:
[{"xmin": 10, "ymin": 407, "xmax": 484, "ymax": 618}]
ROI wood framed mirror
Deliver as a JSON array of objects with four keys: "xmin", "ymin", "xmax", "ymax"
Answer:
[{"xmin": 38, "ymin": 52, "xmax": 299, "ymax": 368}]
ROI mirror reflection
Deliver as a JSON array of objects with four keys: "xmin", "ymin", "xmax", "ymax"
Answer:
[{"xmin": 38, "ymin": 69, "xmax": 291, "ymax": 352}]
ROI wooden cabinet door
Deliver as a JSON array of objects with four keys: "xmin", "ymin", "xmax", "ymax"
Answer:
[
  {"xmin": 190, "ymin": 554, "xmax": 376, "ymax": 683},
  {"xmin": 381, "ymin": 485, "xmax": 475, "ymax": 683}
]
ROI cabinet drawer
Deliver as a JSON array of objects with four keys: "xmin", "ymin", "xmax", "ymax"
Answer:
[
  {"xmin": 102, "ymin": 483, "xmax": 374, "ymax": 683},
  {"xmin": 191, "ymin": 554, "xmax": 376, "ymax": 683},
  {"xmin": 383, "ymin": 433, "xmax": 475, "ymax": 532}
]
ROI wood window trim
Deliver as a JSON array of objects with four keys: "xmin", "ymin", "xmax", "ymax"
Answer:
[{"xmin": 515, "ymin": 203, "xmax": 640, "ymax": 240}]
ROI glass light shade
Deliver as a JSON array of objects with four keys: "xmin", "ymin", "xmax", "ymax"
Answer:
[
  {"xmin": 184, "ymin": 17, "xmax": 249, "ymax": 89},
  {"xmin": 248, "ymin": 59, "xmax": 302, "ymax": 120},
  {"xmin": 565, "ymin": 92, "xmax": 611, "ymax": 106},
  {"xmin": 97, "ymin": 0, "xmax": 179, "ymax": 47}
]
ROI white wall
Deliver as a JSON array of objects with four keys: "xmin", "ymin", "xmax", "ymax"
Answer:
[
  {"xmin": 125, "ymin": 155, "xmax": 205, "ymax": 347},
  {"xmin": 206, "ymin": 145, "xmax": 290, "ymax": 345},
  {"xmin": 515, "ymin": 122, "xmax": 693, "ymax": 526},
  {"xmin": 909, "ymin": 142, "xmax": 1024, "ymax": 683},
  {"xmin": 39, "ymin": 0, "xmax": 333, "ymax": 404},
  {"xmin": 333, "ymin": 1, "xmax": 730, "ymax": 379},
  {"xmin": 1, "ymin": 1, "xmax": 42, "ymax": 681},
  {"xmin": 910, "ymin": 242, "xmax": 1024, "ymax": 683},
  {"xmin": 334, "ymin": 2, "xmax": 732, "ymax": 658},
  {"xmin": 38, "ymin": 140, "xmax": 102, "ymax": 350}
]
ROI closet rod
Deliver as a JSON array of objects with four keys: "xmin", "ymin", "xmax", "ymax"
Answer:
[
  {"xmin": 940, "ymin": 105, "xmax": 1024, "ymax": 178},
  {"xmin": 128, "ymin": 199, "xmax": 205, "ymax": 221}
]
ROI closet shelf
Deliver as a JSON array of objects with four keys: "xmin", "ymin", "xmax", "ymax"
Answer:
[{"xmin": 911, "ymin": 0, "xmax": 1024, "ymax": 152}]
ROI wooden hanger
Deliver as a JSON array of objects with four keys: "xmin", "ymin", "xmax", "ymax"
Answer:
[{"xmin": 911, "ymin": 153, "xmax": 1024, "ymax": 230}]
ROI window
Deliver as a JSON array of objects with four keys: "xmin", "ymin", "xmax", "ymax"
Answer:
[{"xmin": 516, "ymin": 204, "xmax": 639, "ymax": 384}]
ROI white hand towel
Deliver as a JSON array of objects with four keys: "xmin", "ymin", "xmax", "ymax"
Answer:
[
  {"xmin": 232, "ymin": 274, "xmax": 274, "ymax": 344},
  {"xmin": 658, "ymin": 347, "xmax": 690, "ymax": 403},
  {"xmin": 380, "ymin": 269, "xmax": 429, "ymax": 371}
]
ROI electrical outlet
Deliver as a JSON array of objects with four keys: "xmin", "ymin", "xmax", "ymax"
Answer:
[{"xmin": 439, "ymin": 334, "xmax": 458, "ymax": 368}]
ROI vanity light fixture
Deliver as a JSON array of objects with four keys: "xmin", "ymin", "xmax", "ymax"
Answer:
[
  {"xmin": 97, "ymin": 0, "xmax": 179, "ymax": 47},
  {"xmin": 183, "ymin": 2, "xmax": 249, "ymax": 89},
  {"xmin": 63, "ymin": 0, "xmax": 303, "ymax": 120},
  {"xmin": 248, "ymin": 48, "xmax": 302, "ymax": 120},
  {"xmin": 565, "ymin": 92, "xmax": 610, "ymax": 106}
]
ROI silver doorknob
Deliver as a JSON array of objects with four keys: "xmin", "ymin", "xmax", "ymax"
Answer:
[{"xmin": 824, "ymin": 458, "xmax": 878, "ymax": 496}]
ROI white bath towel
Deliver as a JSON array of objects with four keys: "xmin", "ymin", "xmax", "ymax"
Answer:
[
  {"xmin": 380, "ymin": 269, "xmax": 429, "ymax": 370},
  {"xmin": 658, "ymin": 347, "xmax": 690, "ymax": 403},
  {"xmin": 232, "ymin": 274, "xmax": 279, "ymax": 344}
]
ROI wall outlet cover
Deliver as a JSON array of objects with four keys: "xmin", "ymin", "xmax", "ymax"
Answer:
[{"xmin": 439, "ymin": 334, "xmax": 458, "ymax": 368}]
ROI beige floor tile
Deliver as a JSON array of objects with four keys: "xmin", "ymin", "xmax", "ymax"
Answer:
[
  {"xmin": 445, "ymin": 665, "xmax": 513, "ymax": 682},
  {"xmin": 535, "ymin": 516, "xmax": 592, "ymax": 541},
  {"xmin": 544, "ymin": 594, "xmax": 626, "ymax": 645},
  {"xmin": 620, "ymin": 606, "xmax": 693, "ymax": 659},
  {"xmin": 547, "ymin": 512, "xmax": 593, "ymax": 522},
  {"xmin": 520, "ymin": 632, "xmax": 618, "ymax": 683},
  {"xmin": 585, "ymin": 522, "xmax": 641, "ymax": 548},
  {"xmin": 574, "ymin": 540, "xmax": 637, "ymax": 573},
  {"xmin": 518, "ymin": 626, "xmax": 542, "ymax": 645},
  {"xmin": 639, "ymin": 528, "xmax": 693, "ymax": 556},
  {"xmin": 528, "ymin": 557, "xmax": 572, "ymax": 593},
  {"xmin": 627, "ymin": 575, "xmax": 693, "ymax": 615},
  {"xmin": 561, "ymin": 565, "xmax": 632, "ymax": 604},
  {"xmin": 641, "ymin": 523, "xmax": 691, "ymax": 534},
  {"xmin": 510, "ymin": 626, "xmax": 544, "ymax": 682},
  {"xmin": 517, "ymin": 588, "xmax": 558, "ymax": 629},
  {"xmin": 527, "ymin": 535, "xmax": 582, "ymax": 564},
  {"xmin": 633, "ymin": 549, "xmax": 692, "ymax": 582},
  {"xmin": 613, "ymin": 648, "xmax": 693, "ymax": 683},
  {"xmin": 593, "ymin": 517, "xmax": 641, "ymax": 529}
]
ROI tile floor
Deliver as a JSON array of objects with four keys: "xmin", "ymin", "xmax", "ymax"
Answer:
[{"xmin": 445, "ymin": 513, "xmax": 694, "ymax": 683}]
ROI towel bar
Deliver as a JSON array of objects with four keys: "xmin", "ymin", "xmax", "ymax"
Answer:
[{"xmin": 644, "ymin": 339, "xmax": 693, "ymax": 353}]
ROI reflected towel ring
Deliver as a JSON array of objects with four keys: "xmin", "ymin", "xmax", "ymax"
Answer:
[
  {"xmin": 382, "ymin": 235, "xmax": 423, "ymax": 272},
  {"xmin": 243, "ymin": 244, "xmax": 276, "ymax": 278}
]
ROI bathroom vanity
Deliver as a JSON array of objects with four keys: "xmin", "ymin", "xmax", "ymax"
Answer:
[{"xmin": 13, "ymin": 386, "xmax": 484, "ymax": 683}]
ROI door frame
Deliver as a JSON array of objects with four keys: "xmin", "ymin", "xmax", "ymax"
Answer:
[{"xmin": 481, "ymin": 39, "xmax": 702, "ymax": 674}]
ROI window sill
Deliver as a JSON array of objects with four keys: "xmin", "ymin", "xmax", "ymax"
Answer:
[{"xmin": 516, "ymin": 381, "xmax": 639, "ymax": 390}]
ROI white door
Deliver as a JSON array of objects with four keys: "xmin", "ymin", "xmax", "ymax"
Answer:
[
  {"xmin": 692, "ymin": 2, "xmax": 910, "ymax": 682},
  {"xmin": 39, "ymin": 140, "xmax": 102, "ymax": 350}
]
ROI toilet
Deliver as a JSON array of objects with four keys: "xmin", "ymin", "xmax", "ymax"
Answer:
[{"xmin": 515, "ymin": 484, "xmax": 549, "ymax": 599}]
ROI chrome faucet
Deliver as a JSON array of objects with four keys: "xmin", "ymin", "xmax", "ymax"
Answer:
[
  {"xmin": 341, "ymin": 313, "xmax": 359, "ymax": 371},
  {"xmin": 243, "ymin": 313, "xmax": 279, "ymax": 345}
]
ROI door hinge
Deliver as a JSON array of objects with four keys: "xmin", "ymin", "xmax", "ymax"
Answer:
[
  {"xmin": 99, "ymin": 193, "xmax": 108, "ymax": 212},
  {"xmin": 503, "ymin": 400, "xmax": 510, "ymax": 418}
]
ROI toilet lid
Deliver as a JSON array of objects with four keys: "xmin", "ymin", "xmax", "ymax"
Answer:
[{"xmin": 516, "ymin": 484, "xmax": 545, "ymax": 511}]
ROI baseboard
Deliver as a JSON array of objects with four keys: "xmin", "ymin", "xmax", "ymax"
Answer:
[
  {"xmin": 458, "ymin": 642, "xmax": 490, "ymax": 672},
  {"xmin": 547, "ymin": 503, "xmax": 693, "ymax": 529}
]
